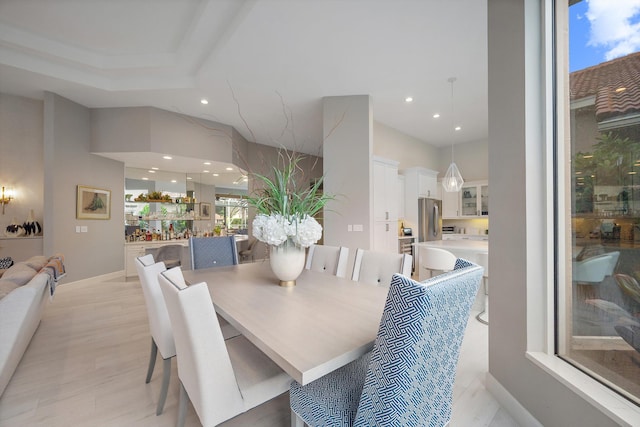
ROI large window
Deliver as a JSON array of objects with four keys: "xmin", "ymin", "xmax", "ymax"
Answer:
[{"xmin": 560, "ymin": 0, "xmax": 640, "ymax": 404}]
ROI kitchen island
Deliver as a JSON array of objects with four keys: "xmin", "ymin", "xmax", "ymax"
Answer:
[{"xmin": 414, "ymin": 239, "xmax": 488, "ymax": 279}]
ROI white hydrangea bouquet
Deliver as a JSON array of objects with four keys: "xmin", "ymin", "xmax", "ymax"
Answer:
[{"xmin": 248, "ymin": 152, "xmax": 331, "ymax": 249}]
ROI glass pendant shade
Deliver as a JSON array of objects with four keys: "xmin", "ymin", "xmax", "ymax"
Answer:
[{"xmin": 442, "ymin": 161, "xmax": 464, "ymax": 192}]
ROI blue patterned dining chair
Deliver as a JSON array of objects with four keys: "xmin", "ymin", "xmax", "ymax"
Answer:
[
  {"xmin": 189, "ymin": 236, "xmax": 238, "ymax": 270},
  {"xmin": 290, "ymin": 259, "xmax": 483, "ymax": 427}
]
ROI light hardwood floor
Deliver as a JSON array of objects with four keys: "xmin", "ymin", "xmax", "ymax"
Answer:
[{"xmin": 0, "ymin": 274, "xmax": 520, "ymax": 427}]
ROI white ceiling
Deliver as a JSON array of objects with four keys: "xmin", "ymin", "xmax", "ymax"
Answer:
[{"xmin": 0, "ymin": 0, "xmax": 487, "ymax": 187}]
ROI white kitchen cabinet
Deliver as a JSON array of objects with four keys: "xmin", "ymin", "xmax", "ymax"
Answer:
[
  {"xmin": 399, "ymin": 167, "xmax": 439, "ymax": 232},
  {"xmin": 460, "ymin": 181, "xmax": 489, "ymax": 217},
  {"xmin": 124, "ymin": 240, "xmax": 189, "ymax": 277},
  {"xmin": 398, "ymin": 175, "xmax": 405, "ymax": 220},
  {"xmin": 441, "ymin": 185, "xmax": 460, "ymax": 218},
  {"xmin": 373, "ymin": 157, "xmax": 399, "ymax": 253},
  {"xmin": 441, "ymin": 180, "xmax": 489, "ymax": 218}
]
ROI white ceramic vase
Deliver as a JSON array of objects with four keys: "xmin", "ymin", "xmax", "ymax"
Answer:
[{"xmin": 269, "ymin": 239, "xmax": 305, "ymax": 287}]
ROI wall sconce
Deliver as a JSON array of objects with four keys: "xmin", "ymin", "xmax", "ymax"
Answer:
[{"xmin": 1, "ymin": 186, "xmax": 14, "ymax": 214}]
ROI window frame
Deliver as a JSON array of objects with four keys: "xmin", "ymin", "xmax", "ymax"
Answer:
[{"xmin": 524, "ymin": 0, "xmax": 640, "ymax": 423}]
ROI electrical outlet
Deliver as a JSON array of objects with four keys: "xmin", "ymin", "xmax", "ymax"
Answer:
[
  {"xmin": 75, "ymin": 226, "xmax": 81, "ymax": 233},
  {"xmin": 347, "ymin": 225, "xmax": 353, "ymax": 232},
  {"xmin": 353, "ymin": 224, "xmax": 364, "ymax": 232},
  {"xmin": 81, "ymin": 226, "xmax": 88, "ymax": 233}
]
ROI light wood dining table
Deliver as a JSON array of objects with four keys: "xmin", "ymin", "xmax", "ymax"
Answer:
[{"xmin": 182, "ymin": 261, "xmax": 389, "ymax": 385}]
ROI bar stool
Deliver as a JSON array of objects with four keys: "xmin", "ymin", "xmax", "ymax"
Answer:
[
  {"xmin": 419, "ymin": 247, "xmax": 456, "ymax": 281},
  {"xmin": 476, "ymin": 252, "xmax": 489, "ymax": 325}
]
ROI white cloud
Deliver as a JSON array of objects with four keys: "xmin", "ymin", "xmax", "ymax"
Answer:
[{"xmin": 586, "ymin": 0, "xmax": 640, "ymax": 60}]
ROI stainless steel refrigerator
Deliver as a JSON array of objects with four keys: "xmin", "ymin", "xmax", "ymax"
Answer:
[{"xmin": 418, "ymin": 198, "xmax": 442, "ymax": 242}]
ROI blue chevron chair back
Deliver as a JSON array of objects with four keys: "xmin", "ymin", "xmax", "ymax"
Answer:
[
  {"xmin": 189, "ymin": 236, "xmax": 238, "ymax": 270},
  {"xmin": 290, "ymin": 258, "xmax": 483, "ymax": 427}
]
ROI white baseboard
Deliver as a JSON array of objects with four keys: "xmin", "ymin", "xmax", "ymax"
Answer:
[
  {"xmin": 59, "ymin": 270, "xmax": 126, "ymax": 287},
  {"xmin": 486, "ymin": 373, "xmax": 542, "ymax": 427}
]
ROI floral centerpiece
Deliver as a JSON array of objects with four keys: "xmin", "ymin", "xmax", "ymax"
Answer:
[{"xmin": 247, "ymin": 152, "xmax": 332, "ymax": 286}]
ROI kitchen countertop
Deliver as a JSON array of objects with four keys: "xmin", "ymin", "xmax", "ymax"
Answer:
[{"xmin": 415, "ymin": 239, "xmax": 488, "ymax": 252}]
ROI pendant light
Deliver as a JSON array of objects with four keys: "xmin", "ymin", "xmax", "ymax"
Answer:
[{"xmin": 442, "ymin": 77, "xmax": 464, "ymax": 192}]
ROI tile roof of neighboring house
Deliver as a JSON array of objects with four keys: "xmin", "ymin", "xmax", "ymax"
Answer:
[{"xmin": 570, "ymin": 51, "xmax": 640, "ymax": 121}]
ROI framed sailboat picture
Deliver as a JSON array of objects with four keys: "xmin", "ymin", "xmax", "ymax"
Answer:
[{"xmin": 76, "ymin": 185, "xmax": 111, "ymax": 220}]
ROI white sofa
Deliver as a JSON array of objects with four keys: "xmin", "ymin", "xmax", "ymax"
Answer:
[{"xmin": 0, "ymin": 255, "xmax": 64, "ymax": 397}]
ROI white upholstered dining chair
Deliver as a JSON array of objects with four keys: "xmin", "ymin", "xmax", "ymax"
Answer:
[
  {"xmin": 351, "ymin": 249, "xmax": 412, "ymax": 286},
  {"xmin": 135, "ymin": 254, "xmax": 175, "ymax": 415},
  {"xmin": 305, "ymin": 244, "xmax": 349, "ymax": 278},
  {"xmin": 158, "ymin": 267, "xmax": 292, "ymax": 427}
]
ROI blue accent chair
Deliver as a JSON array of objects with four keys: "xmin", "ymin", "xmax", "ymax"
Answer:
[
  {"xmin": 189, "ymin": 236, "xmax": 238, "ymax": 270},
  {"xmin": 290, "ymin": 258, "xmax": 483, "ymax": 427}
]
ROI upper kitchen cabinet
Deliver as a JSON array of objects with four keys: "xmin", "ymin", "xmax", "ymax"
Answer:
[
  {"xmin": 442, "ymin": 180, "xmax": 489, "ymax": 218},
  {"xmin": 400, "ymin": 167, "xmax": 439, "ymax": 230},
  {"xmin": 373, "ymin": 157, "xmax": 399, "ymax": 253}
]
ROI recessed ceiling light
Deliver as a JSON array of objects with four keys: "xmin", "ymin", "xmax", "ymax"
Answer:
[
  {"xmin": 171, "ymin": 179, "xmax": 177, "ymax": 183},
  {"xmin": 615, "ymin": 87, "xmax": 626, "ymax": 93},
  {"xmin": 201, "ymin": 99, "xmax": 209, "ymax": 105},
  {"xmin": 582, "ymin": 155, "xmax": 593, "ymax": 159},
  {"xmin": 142, "ymin": 177, "xmax": 149, "ymax": 181},
  {"xmin": 203, "ymin": 170, "xmax": 210, "ymax": 173},
  {"xmin": 163, "ymin": 155, "xmax": 172, "ymax": 160},
  {"xmin": 151, "ymin": 167, "xmax": 159, "ymax": 170},
  {"xmin": 148, "ymin": 170, "xmax": 155, "ymax": 173},
  {"xmin": 454, "ymin": 126, "xmax": 461, "ymax": 131},
  {"xmin": 405, "ymin": 97, "xmax": 413, "ymax": 103},
  {"xmin": 213, "ymin": 173, "xmax": 219, "ymax": 177},
  {"xmin": 226, "ymin": 167, "xmax": 233, "ymax": 171},
  {"xmin": 204, "ymin": 162, "xmax": 211, "ymax": 165},
  {"xmin": 629, "ymin": 171, "xmax": 637, "ymax": 175},
  {"xmin": 187, "ymin": 176, "xmax": 192, "ymax": 180},
  {"xmin": 433, "ymin": 113, "xmax": 440, "ymax": 118}
]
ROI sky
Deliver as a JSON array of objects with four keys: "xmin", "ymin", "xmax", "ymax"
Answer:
[{"xmin": 569, "ymin": 0, "xmax": 640, "ymax": 72}]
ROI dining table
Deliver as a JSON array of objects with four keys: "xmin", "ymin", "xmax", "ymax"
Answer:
[{"xmin": 182, "ymin": 261, "xmax": 390, "ymax": 385}]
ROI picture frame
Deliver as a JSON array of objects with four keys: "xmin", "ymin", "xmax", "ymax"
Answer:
[
  {"xmin": 199, "ymin": 202, "xmax": 211, "ymax": 220},
  {"xmin": 76, "ymin": 185, "xmax": 111, "ymax": 220}
]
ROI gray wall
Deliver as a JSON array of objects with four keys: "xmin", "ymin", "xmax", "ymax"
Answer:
[
  {"xmin": 0, "ymin": 94, "xmax": 44, "ymax": 260},
  {"xmin": 438, "ymin": 138, "xmax": 489, "ymax": 182},
  {"xmin": 323, "ymin": 95, "xmax": 373, "ymax": 268},
  {"xmin": 44, "ymin": 93, "xmax": 125, "ymax": 282},
  {"xmin": 488, "ymin": 0, "xmax": 620, "ymax": 425},
  {"xmin": 373, "ymin": 121, "xmax": 440, "ymax": 171},
  {"xmin": 92, "ymin": 107, "xmax": 238, "ymax": 165}
]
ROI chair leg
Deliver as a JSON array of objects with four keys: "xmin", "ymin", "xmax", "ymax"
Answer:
[
  {"xmin": 476, "ymin": 277, "xmax": 489, "ymax": 325},
  {"xmin": 156, "ymin": 357, "xmax": 172, "ymax": 415},
  {"xmin": 291, "ymin": 409, "xmax": 305, "ymax": 427},
  {"xmin": 145, "ymin": 338, "xmax": 158, "ymax": 383},
  {"xmin": 177, "ymin": 381, "xmax": 189, "ymax": 427}
]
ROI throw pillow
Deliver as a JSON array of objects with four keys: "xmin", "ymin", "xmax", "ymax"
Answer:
[{"xmin": 0, "ymin": 257, "xmax": 13, "ymax": 269}]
